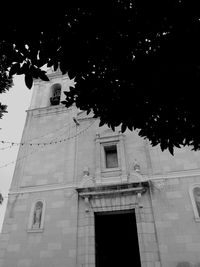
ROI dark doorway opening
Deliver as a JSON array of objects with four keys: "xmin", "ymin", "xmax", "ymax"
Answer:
[{"xmin": 95, "ymin": 210, "xmax": 141, "ymax": 267}]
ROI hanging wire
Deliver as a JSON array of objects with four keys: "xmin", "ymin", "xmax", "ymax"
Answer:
[
  {"xmin": 0, "ymin": 123, "xmax": 71, "ymax": 168},
  {"xmin": 0, "ymin": 111, "xmax": 89, "ymax": 148},
  {"xmin": 0, "ymin": 118, "xmax": 96, "ymax": 169},
  {"xmin": 0, "ymin": 121, "xmax": 74, "ymax": 147}
]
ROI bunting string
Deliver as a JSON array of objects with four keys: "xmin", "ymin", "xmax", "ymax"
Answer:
[
  {"xmin": 0, "ymin": 119, "xmax": 96, "ymax": 169},
  {"xmin": 0, "ymin": 112, "xmax": 88, "ymax": 149},
  {"xmin": 0, "ymin": 121, "xmax": 74, "ymax": 147}
]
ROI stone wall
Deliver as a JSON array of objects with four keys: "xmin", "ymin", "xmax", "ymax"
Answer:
[
  {"xmin": 0, "ymin": 188, "xmax": 77, "ymax": 267},
  {"xmin": 151, "ymin": 176, "xmax": 200, "ymax": 267}
]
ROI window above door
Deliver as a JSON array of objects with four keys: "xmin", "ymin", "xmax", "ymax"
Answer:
[{"xmin": 95, "ymin": 131, "xmax": 127, "ymax": 183}]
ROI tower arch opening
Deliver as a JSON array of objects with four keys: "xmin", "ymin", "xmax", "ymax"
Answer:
[{"xmin": 50, "ymin": 83, "xmax": 61, "ymax": 105}]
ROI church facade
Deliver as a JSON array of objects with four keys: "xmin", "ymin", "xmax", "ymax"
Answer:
[{"xmin": 1, "ymin": 69, "xmax": 200, "ymax": 267}]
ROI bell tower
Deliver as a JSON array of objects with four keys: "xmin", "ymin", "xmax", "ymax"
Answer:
[{"xmin": 0, "ymin": 68, "xmax": 81, "ymax": 267}]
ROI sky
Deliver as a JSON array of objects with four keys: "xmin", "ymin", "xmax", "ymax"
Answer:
[{"xmin": 0, "ymin": 75, "xmax": 33, "ymax": 231}]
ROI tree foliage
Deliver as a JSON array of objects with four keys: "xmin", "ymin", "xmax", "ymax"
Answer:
[
  {"xmin": 0, "ymin": 55, "xmax": 13, "ymax": 120},
  {"xmin": 0, "ymin": 1, "xmax": 200, "ymax": 154}
]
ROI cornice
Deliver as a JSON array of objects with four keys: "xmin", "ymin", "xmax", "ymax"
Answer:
[
  {"xmin": 26, "ymin": 105, "xmax": 71, "ymax": 117},
  {"xmin": 144, "ymin": 168, "xmax": 200, "ymax": 180},
  {"xmin": 8, "ymin": 169, "xmax": 200, "ymax": 196},
  {"xmin": 9, "ymin": 183, "xmax": 75, "ymax": 195}
]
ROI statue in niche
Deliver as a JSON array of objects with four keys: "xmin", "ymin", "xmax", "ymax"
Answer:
[
  {"xmin": 32, "ymin": 201, "xmax": 43, "ymax": 229},
  {"xmin": 194, "ymin": 187, "xmax": 200, "ymax": 217}
]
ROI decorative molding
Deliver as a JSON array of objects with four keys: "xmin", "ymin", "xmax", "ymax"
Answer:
[
  {"xmin": 9, "ymin": 183, "xmax": 75, "ymax": 195},
  {"xmin": 77, "ymin": 182, "xmax": 148, "ymax": 212},
  {"xmin": 144, "ymin": 169, "xmax": 200, "ymax": 180},
  {"xmin": 77, "ymin": 182, "xmax": 148, "ymax": 198},
  {"xmin": 95, "ymin": 131, "xmax": 123, "ymax": 142},
  {"xmin": 31, "ymin": 106, "xmax": 69, "ymax": 117},
  {"xmin": 27, "ymin": 104, "xmax": 71, "ymax": 112},
  {"xmin": 79, "ymin": 186, "xmax": 145, "ymax": 197},
  {"xmin": 9, "ymin": 168, "xmax": 200, "ymax": 196}
]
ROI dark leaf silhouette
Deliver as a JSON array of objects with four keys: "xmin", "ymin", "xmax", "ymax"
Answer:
[
  {"xmin": 99, "ymin": 120, "xmax": 105, "ymax": 127},
  {"xmin": 1, "ymin": 1, "xmax": 200, "ymax": 154},
  {"xmin": 121, "ymin": 123, "xmax": 127, "ymax": 133},
  {"xmin": 168, "ymin": 144, "xmax": 174, "ymax": 156},
  {"xmin": 25, "ymin": 73, "xmax": 33, "ymax": 89},
  {"xmin": 38, "ymin": 70, "xmax": 49, "ymax": 81}
]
